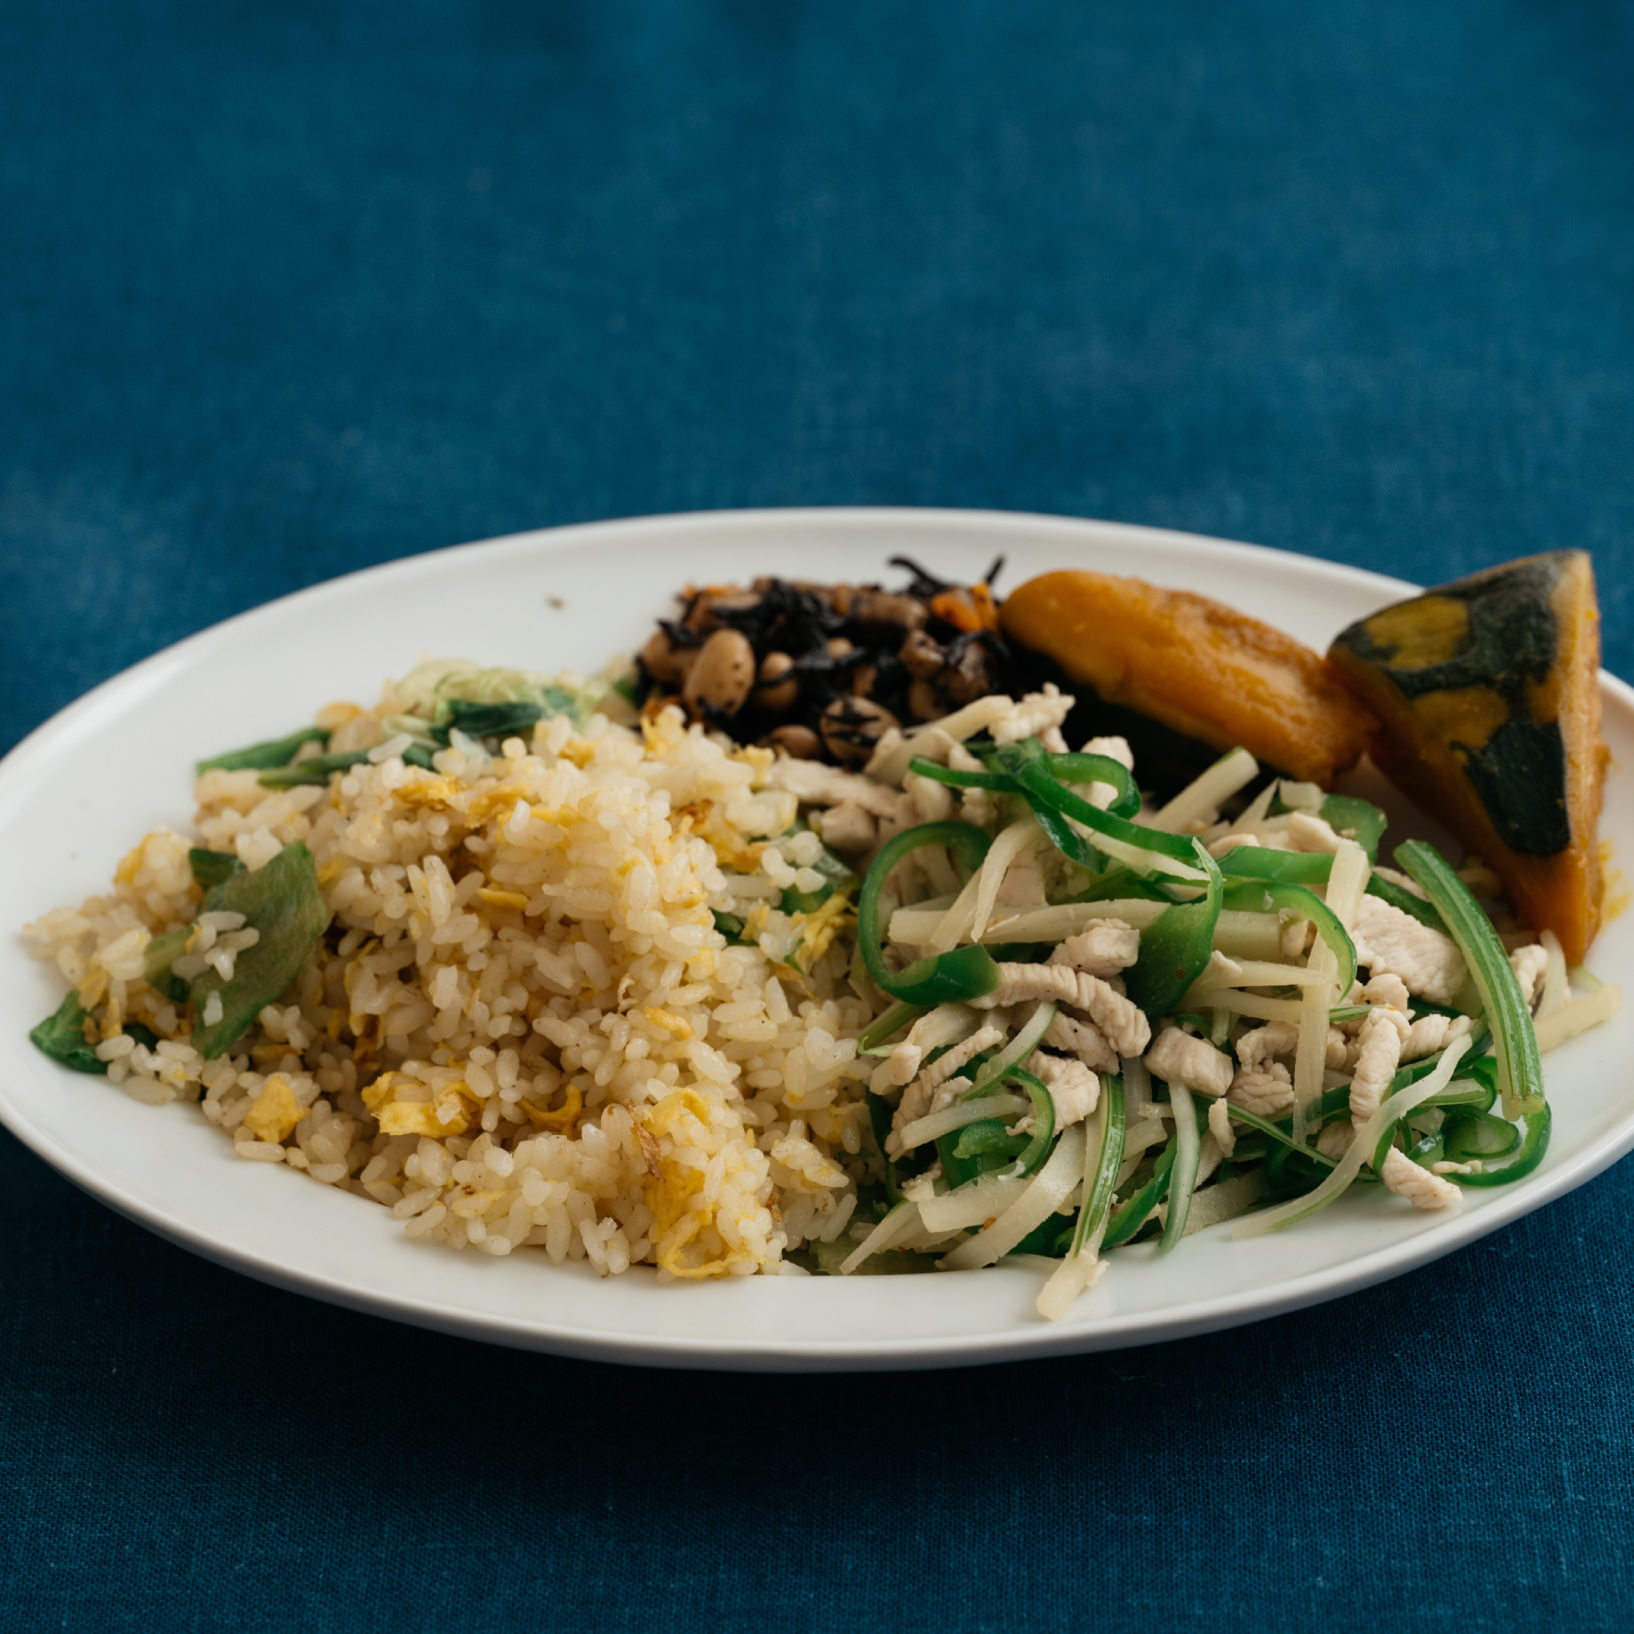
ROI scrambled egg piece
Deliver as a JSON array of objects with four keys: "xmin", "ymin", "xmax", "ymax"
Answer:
[
  {"xmin": 362, "ymin": 1072, "xmax": 478, "ymax": 1137},
  {"xmin": 642, "ymin": 1006, "xmax": 694, "ymax": 1040},
  {"xmin": 518, "ymin": 1079, "xmax": 583, "ymax": 1131},
  {"xmin": 243, "ymin": 1075, "xmax": 308, "ymax": 1144},
  {"xmin": 640, "ymin": 1090, "xmax": 722, "ymax": 1279},
  {"xmin": 639, "ymin": 1088, "xmax": 768, "ymax": 1281},
  {"xmin": 789, "ymin": 890, "xmax": 854, "ymax": 969},
  {"xmin": 393, "ymin": 775, "xmax": 461, "ymax": 809}
]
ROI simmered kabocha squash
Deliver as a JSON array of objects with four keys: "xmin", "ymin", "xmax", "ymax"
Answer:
[
  {"xmin": 1328, "ymin": 551, "xmax": 1607, "ymax": 962},
  {"xmin": 999, "ymin": 569, "xmax": 1376, "ymax": 785}
]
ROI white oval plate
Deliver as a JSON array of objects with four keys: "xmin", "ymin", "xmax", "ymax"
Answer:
[{"xmin": 2, "ymin": 509, "xmax": 1629, "ymax": 1371}]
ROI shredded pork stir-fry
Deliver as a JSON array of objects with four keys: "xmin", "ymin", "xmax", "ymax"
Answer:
[{"xmin": 770, "ymin": 684, "xmax": 1618, "ymax": 1318}]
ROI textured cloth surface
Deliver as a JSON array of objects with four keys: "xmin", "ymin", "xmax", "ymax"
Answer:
[{"xmin": 3, "ymin": 2, "xmax": 1633, "ymax": 1629}]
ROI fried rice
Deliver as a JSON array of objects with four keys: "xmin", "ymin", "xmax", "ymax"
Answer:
[{"xmin": 24, "ymin": 697, "xmax": 876, "ymax": 1278}]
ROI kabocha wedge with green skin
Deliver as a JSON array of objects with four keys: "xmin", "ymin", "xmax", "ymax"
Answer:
[{"xmin": 1328, "ymin": 551, "xmax": 1607, "ymax": 962}]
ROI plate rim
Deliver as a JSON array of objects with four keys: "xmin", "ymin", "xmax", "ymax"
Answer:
[{"xmin": 3, "ymin": 506, "xmax": 1630, "ymax": 1371}]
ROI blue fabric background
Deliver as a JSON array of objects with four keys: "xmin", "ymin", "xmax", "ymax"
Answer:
[{"xmin": 3, "ymin": 2, "xmax": 1632, "ymax": 1628}]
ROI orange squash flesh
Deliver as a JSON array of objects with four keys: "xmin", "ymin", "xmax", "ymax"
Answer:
[
  {"xmin": 1328, "ymin": 550, "xmax": 1606, "ymax": 963},
  {"xmin": 999, "ymin": 569, "xmax": 1375, "ymax": 785}
]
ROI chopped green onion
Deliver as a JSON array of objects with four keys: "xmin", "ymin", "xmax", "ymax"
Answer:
[
  {"xmin": 28, "ymin": 990, "xmax": 105, "ymax": 1074},
  {"xmin": 142, "ymin": 927, "xmax": 192, "ymax": 1002},
  {"xmin": 710, "ymin": 909, "xmax": 750, "ymax": 945},
  {"xmin": 430, "ymin": 699, "xmax": 545, "ymax": 744},
  {"xmin": 188, "ymin": 848, "xmax": 243, "ymax": 891},
  {"xmin": 189, "ymin": 842, "xmax": 331, "ymax": 1058},
  {"xmin": 779, "ymin": 842, "xmax": 855, "ymax": 915},
  {"xmin": 255, "ymin": 745, "xmax": 437, "ymax": 788},
  {"xmin": 196, "ymin": 725, "xmax": 330, "ymax": 774}
]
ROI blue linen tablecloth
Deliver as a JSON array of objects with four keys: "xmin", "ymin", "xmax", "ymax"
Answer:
[{"xmin": 3, "ymin": 2, "xmax": 1632, "ymax": 1628}]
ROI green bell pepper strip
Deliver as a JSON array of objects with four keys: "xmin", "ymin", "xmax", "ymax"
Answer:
[
  {"xmin": 1102, "ymin": 1140, "xmax": 1178, "ymax": 1247},
  {"xmin": 1002, "ymin": 1070, "xmax": 1058, "ymax": 1176},
  {"xmin": 856, "ymin": 822, "xmax": 1003, "ymax": 1006},
  {"xmin": 912, "ymin": 748, "xmax": 1142, "ymax": 819},
  {"xmin": 1020, "ymin": 790, "xmax": 1098, "ymax": 868},
  {"xmin": 1124, "ymin": 857, "xmax": 1223, "ymax": 1021},
  {"xmin": 1408, "ymin": 1131, "xmax": 1446, "ymax": 1168},
  {"xmin": 865, "ymin": 1096, "xmax": 904, "ymax": 1205},
  {"xmin": 992, "ymin": 739, "xmax": 1225, "ymax": 1018},
  {"xmin": 858, "ymin": 1000, "xmax": 926, "ymax": 1055},
  {"xmin": 912, "ymin": 750, "xmax": 1101, "ymax": 866},
  {"xmin": 1064, "ymin": 1076, "xmax": 1126, "ymax": 1261},
  {"xmin": 938, "ymin": 1122, "xmax": 1012, "ymax": 1189},
  {"xmin": 961, "ymin": 1002, "xmax": 1058, "ymax": 1099},
  {"xmin": 1443, "ymin": 1104, "xmax": 1551, "ymax": 1187},
  {"xmin": 906, "ymin": 757, "xmax": 1014, "ymax": 792},
  {"xmin": 1365, "ymin": 1036, "xmax": 1495, "ymax": 1169},
  {"xmin": 1078, "ymin": 868, "xmax": 1183, "ymax": 904},
  {"xmin": 1044, "ymin": 752, "xmax": 1142, "ymax": 819},
  {"xmin": 1225, "ymin": 1103, "xmax": 1338, "ymax": 1169},
  {"xmin": 1219, "ymin": 878, "xmax": 1358, "ymax": 999},
  {"xmin": 1319, "ymin": 794, "xmax": 1388, "ymax": 859},
  {"xmin": 1416, "ymin": 1050, "xmax": 1498, "ymax": 1112},
  {"xmin": 1442, "ymin": 1109, "xmax": 1522, "ymax": 1162},
  {"xmin": 1261, "ymin": 1040, "xmax": 1491, "ymax": 1159},
  {"xmin": 950, "ymin": 1118, "xmax": 1021, "ymax": 1159},
  {"xmin": 994, "ymin": 740, "xmax": 1207, "ymax": 876},
  {"xmin": 1397, "ymin": 839, "xmax": 1543, "ymax": 1119},
  {"xmin": 1218, "ymin": 847, "xmax": 1332, "ymax": 887},
  {"xmin": 1160, "ymin": 1082, "xmax": 1202, "ymax": 1252}
]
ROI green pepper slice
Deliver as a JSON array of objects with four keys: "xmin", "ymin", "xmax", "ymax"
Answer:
[
  {"xmin": 1398, "ymin": 839, "xmax": 1543, "ymax": 1118},
  {"xmin": 856, "ymin": 822, "xmax": 1003, "ymax": 1005}
]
